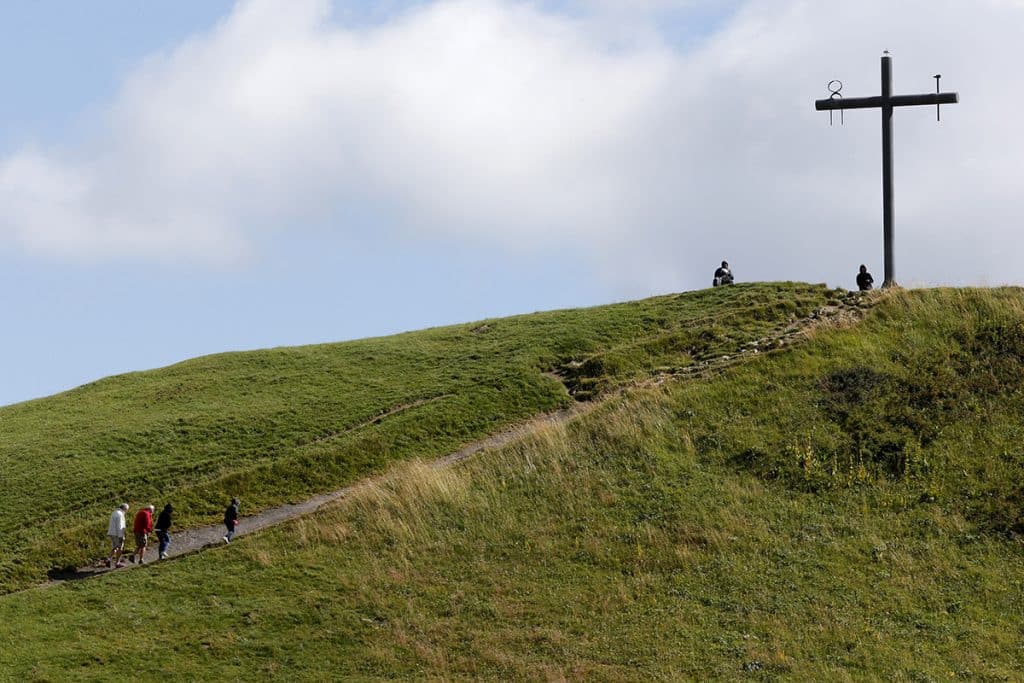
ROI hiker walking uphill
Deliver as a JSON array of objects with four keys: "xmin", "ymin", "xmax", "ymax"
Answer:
[
  {"xmin": 155, "ymin": 504, "xmax": 173, "ymax": 560},
  {"xmin": 131, "ymin": 505, "xmax": 155, "ymax": 564},
  {"xmin": 106, "ymin": 503, "xmax": 129, "ymax": 568},
  {"xmin": 223, "ymin": 498, "xmax": 240, "ymax": 543}
]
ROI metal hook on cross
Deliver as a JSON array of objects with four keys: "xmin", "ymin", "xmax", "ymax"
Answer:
[{"xmin": 827, "ymin": 80, "xmax": 844, "ymax": 126}]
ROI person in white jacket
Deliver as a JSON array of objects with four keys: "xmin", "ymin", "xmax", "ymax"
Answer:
[{"xmin": 107, "ymin": 503, "xmax": 129, "ymax": 568}]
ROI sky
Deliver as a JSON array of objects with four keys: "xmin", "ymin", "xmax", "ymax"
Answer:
[{"xmin": 1, "ymin": 0, "xmax": 1022, "ymax": 407}]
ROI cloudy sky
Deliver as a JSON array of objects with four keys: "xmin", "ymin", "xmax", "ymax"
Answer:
[{"xmin": 1, "ymin": 0, "xmax": 1021, "ymax": 406}]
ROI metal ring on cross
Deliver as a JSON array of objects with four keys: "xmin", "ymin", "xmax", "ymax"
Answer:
[{"xmin": 827, "ymin": 80, "xmax": 844, "ymax": 125}]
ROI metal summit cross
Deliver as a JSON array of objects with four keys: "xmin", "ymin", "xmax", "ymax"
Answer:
[{"xmin": 815, "ymin": 52, "xmax": 958, "ymax": 288}]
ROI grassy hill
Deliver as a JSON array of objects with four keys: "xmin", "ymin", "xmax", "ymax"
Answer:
[
  {"xmin": 0, "ymin": 282, "xmax": 832, "ymax": 593},
  {"xmin": 2, "ymin": 285, "xmax": 1023, "ymax": 680}
]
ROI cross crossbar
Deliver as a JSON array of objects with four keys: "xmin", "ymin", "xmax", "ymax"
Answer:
[{"xmin": 815, "ymin": 92, "xmax": 958, "ymax": 111}]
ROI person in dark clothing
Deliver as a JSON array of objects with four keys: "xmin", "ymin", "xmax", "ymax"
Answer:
[
  {"xmin": 223, "ymin": 498, "xmax": 240, "ymax": 544},
  {"xmin": 856, "ymin": 264, "xmax": 874, "ymax": 291},
  {"xmin": 713, "ymin": 261, "xmax": 734, "ymax": 287},
  {"xmin": 155, "ymin": 504, "xmax": 173, "ymax": 560}
]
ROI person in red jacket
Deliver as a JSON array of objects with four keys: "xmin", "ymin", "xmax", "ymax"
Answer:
[{"xmin": 130, "ymin": 505, "xmax": 155, "ymax": 564}]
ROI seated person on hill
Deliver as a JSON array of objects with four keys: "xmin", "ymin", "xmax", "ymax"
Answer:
[
  {"xmin": 713, "ymin": 261, "xmax": 734, "ymax": 287},
  {"xmin": 856, "ymin": 264, "xmax": 874, "ymax": 291}
]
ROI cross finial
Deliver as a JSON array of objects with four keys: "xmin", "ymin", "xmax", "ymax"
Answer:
[{"xmin": 882, "ymin": 49, "xmax": 890, "ymax": 56}]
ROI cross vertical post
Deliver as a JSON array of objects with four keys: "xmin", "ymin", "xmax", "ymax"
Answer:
[
  {"xmin": 880, "ymin": 54, "xmax": 895, "ymax": 287},
  {"xmin": 815, "ymin": 53, "xmax": 958, "ymax": 288}
]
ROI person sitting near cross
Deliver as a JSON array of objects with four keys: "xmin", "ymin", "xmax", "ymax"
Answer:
[
  {"xmin": 856, "ymin": 264, "xmax": 874, "ymax": 291},
  {"xmin": 713, "ymin": 261, "xmax": 734, "ymax": 287}
]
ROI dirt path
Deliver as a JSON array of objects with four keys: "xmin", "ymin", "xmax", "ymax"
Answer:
[{"xmin": 47, "ymin": 291, "xmax": 875, "ymax": 586}]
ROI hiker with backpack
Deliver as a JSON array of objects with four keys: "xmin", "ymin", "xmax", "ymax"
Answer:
[
  {"xmin": 130, "ymin": 504, "xmax": 155, "ymax": 564},
  {"xmin": 222, "ymin": 498, "xmax": 240, "ymax": 543}
]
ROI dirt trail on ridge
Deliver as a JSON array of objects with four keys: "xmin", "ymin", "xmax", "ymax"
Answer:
[{"xmin": 47, "ymin": 290, "xmax": 875, "ymax": 587}]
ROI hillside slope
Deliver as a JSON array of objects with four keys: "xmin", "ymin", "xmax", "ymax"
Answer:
[
  {"xmin": 0, "ymin": 283, "xmax": 832, "ymax": 592},
  {"xmin": 1, "ymin": 287, "xmax": 1023, "ymax": 680}
]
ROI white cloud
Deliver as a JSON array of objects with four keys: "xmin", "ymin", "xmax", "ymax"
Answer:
[{"xmin": 1, "ymin": 0, "xmax": 1022, "ymax": 289}]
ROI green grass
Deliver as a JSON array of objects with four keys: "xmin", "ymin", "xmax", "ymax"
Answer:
[
  {"xmin": 0, "ymin": 282, "xmax": 832, "ymax": 593},
  {"xmin": 1, "ymin": 286, "xmax": 1023, "ymax": 680}
]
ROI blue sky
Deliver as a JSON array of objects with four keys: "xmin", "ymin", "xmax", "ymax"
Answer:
[{"xmin": 1, "ymin": 1, "xmax": 1021, "ymax": 406}]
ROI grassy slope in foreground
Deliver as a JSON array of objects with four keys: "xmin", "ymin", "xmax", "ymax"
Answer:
[
  {"xmin": 1, "ymin": 288, "xmax": 1023, "ymax": 680},
  {"xmin": 0, "ymin": 283, "xmax": 832, "ymax": 592}
]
